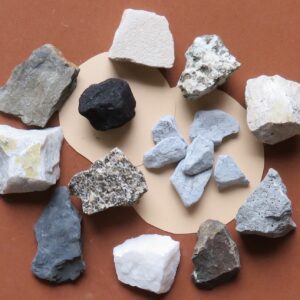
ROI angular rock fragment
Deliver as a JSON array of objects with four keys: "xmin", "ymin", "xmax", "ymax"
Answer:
[
  {"xmin": 0, "ymin": 44, "xmax": 79, "ymax": 127},
  {"xmin": 79, "ymin": 78, "xmax": 136, "ymax": 131},
  {"xmin": 190, "ymin": 109, "xmax": 240, "ymax": 145},
  {"xmin": 178, "ymin": 35, "xmax": 240, "ymax": 99},
  {"xmin": 32, "ymin": 187, "xmax": 85, "ymax": 283},
  {"xmin": 214, "ymin": 155, "xmax": 249, "ymax": 190},
  {"xmin": 69, "ymin": 148, "xmax": 147, "ymax": 214},
  {"xmin": 246, "ymin": 75, "xmax": 300, "ymax": 144},
  {"xmin": 0, "ymin": 125, "xmax": 63, "ymax": 194},
  {"xmin": 192, "ymin": 220, "xmax": 240, "ymax": 289},
  {"xmin": 109, "ymin": 9, "xmax": 174, "ymax": 68},
  {"xmin": 236, "ymin": 168, "xmax": 296, "ymax": 238},
  {"xmin": 113, "ymin": 234, "xmax": 180, "ymax": 294}
]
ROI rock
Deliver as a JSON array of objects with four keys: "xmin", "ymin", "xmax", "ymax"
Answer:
[
  {"xmin": 178, "ymin": 35, "xmax": 240, "ymax": 100},
  {"xmin": 236, "ymin": 168, "xmax": 296, "ymax": 238},
  {"xmin": 214, "ymin": 155, "xmax": 249, "ymax": 190},
  {"xmin": 192, "ymin": 220, "xmax": 240, "ymax": 289},
  {"xmin": 170, "ymin": 160, "xmax": 212, "ymax": 207},
  {"xmin": 0, "ymin": 125, "xmax": 63, "ymax": 194},
  {"xmin": 108, "ymin": 9, "xmax": 174, "ymax": 68},
  {"xmin": 181, "ymin": 136, "xmax": 214, "ymax": 175},
  {"xmin": 32, "ymin": 187, "xmax": 85, "ymax": 283},
  {"xmin": 113, "ymin": 234, "xmax": 180, "ymax": 294},
  {"xmin": 78, "ymin": 78, "xmax": 136, "ymax": 131},
  {"xmin": 143, "ymin": 136, "xmax": 187, "ymax": 169},
  {"xmin": 0, "ymin": 44, "xmax": 79, "ymax": 127},
  {"xmin": 190, "ymin": 109, "xmax": 240, "ymax": 145},
  {"xmin": 245, "ymin": 75, "xmax": 300, "ymax": 144},
  {"xmin": 69, "ymin": 148, "xmax": 147, "ymax": 214}
]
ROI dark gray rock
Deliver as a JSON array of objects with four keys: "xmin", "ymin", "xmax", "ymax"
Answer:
[{"xmin": 32, "ymin": 187, "xmax": 85, "ymax": 283}]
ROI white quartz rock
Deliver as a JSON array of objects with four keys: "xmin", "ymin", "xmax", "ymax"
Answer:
[
  {"xmin": 246, "ymin": 75, "xmax": 300, "ymax": 144},
  {"xmin": 108, "ymin": 9, "xmax": 174, "ymax": 68},
  {"xmin": 113, "ymin": 234, "xmax": 180, "ymax": 294},
  {"xmin": 0, "ymin": 125, "xmax": 63, "ymax": 194}
]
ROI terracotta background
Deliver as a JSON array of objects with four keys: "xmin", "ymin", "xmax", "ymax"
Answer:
[{"xmin": 0, "ymin": 0, "xmax": 299, "ymax": 299}]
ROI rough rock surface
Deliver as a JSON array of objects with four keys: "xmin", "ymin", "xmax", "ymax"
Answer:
[
  {"xmin": 246, "ymin": 75, "xmax": 300, "ymax": 144},
  {"xmin": 190, "ymin": 109, "xmax": 240, "ymax": 145},
  {"xmin": 113, "ymin": 234, "xmax": 180, "ymax": 294},
  {"xmin": 79, "ymin": 78, "xmax": 136, "ymax": 131},
  {"xmin": 0, "ymin": 44, "xmax": 79, "ymax": 127},
  {"xmin": 236, "ymin": 168, "xmax": 296, "ymax": 238},
  {"xmin": 192, "ymin": 220, "xmax": 240, "ymax": 289},
  {"xmin": 69, "ymin": 148, "xmax": 147, "ymax": 214},
  {"xmin": 109, "ymin": 9, "xmax": 174, "ymax": 68},
  {"xmin": 144, "ymin": 136, "xmax": 187, "ymax": 169},
  {"xmin": 0, "ymin": 125, "xmax": 63, "ymax": 194},
  {"xmin": 178, "ymin": 35, "xmax": 240, "ymax": 99},
  {"xmin": 32, "ymin": 187, "xmax": 85, "ymax": 283},
  {"xmin": 214, "ymin": 155, "xmax": 249, "ymax": 190}
]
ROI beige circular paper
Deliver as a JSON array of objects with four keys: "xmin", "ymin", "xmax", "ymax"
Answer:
[{"xmin": 59, "ymin": 53, "xmax": 264, "ymax": 234}]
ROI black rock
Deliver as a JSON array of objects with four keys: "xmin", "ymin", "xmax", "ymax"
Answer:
[
  {"xmin": 32, "ymin": 187, "xmax": 85, "ymax": 283},
  {"xmin": 79, "ymin": 78, "xmax": 136, "ymax": 130}
]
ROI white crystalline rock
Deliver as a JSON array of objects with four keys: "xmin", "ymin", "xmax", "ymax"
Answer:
[
  {"xmin": 113, "ymin": 234, "xmax": 180, "ymax": 294},
  {"xmin": 246, "ymin": 75, "xmax": 300, "ymax": 144},
  {"xmin": 0, "ymin": 125, "xmax": 63, "ymax": 194},
  {"xmin": 108, "ymin": 9, "xmax": 175, "ymax": 68}
]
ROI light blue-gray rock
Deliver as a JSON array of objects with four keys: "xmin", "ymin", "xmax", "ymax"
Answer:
[
  {"xmin": 236, "ymin": 168, "xmax": 296, "ymax": 238},
  {"xmin": 144, "ymin": 136, "xmax": 187, "ymax": 169},
  {"xmin": 190, "ymin": 110, "xmax": 240, "ymax": 145},
  {"xmin": 170, "ymin": 160, "xmax": 212, "ymax": 207},
  {"xmin": 181, "ymin": 136, "xmax": 214, "ymax": 176},
  {"xmin": 214, "ymin": 155, "xmax": 249, "ymax": 190}
]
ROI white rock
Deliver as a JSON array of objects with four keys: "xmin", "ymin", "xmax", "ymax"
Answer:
[
  {"xmin": 108, "ymin": 9, "xmax": 174, "ymax": 68},
  {"xmin": 0, "ymin": 125, "xmax": 63, "ymax": 194},
  {"xmin": 113, "ymin": 234, "xmax": 180, "ymax": 294},
  {"xmin": 246, "ymin": 75, "xmax": 300, "ymax": 144}
]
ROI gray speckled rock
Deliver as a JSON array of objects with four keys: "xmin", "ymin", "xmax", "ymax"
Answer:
[
  {"xmin": 178, "ymin": 35, "xmax": 240, "ymax": 100},
  {"xmin": 192, "ymin": 220, "xmax": 240, "ymax": 289},
  {"xmin": 236, "ymin": 168, "xmax": 296, "ymax": 238},
  {"xmin": 190, "ymin": 110, "xmax": 240, "ymax": 145},
  {"xmin": 214, "ymin": 155, "xmax": 249, "ymax": 190},
  {"xmin": 144, "ymin": 136, "xmax": 187, "ymax": 169},
  {"xmin": 0, "ymin": 44, "xmax": 79, "ymax": 127},
  {"xmin": 69, "ymin": 148, "xmax": 147, "ymax": 214},
  {"xmin": 170, "ymin": 160, "xmax": 212, "ymax": 207},
  {"xmin": 181, "ymin": 136, "xmax": 214, "ymax": 176},
  {"xmin": 32, "ymin": 187, "xmax": 85, "ymax": 283}
]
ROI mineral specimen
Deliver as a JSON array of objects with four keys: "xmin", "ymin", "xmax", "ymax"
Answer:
[
  {"xmin": 108, "ymin": 9, "xmax": 174, "ymax": 68},
  {"xmin": 0, "ymin": 44, "xmax": 79, "ymax": 127},
  {"xmin": 192, "ymin": 220, "xmax": 240, "ymax": 289},
  {"xmin": 178, "ymin": 35, "xmax": 241, "ymax": 99},
  {"xmin": 69, "ymin": 148, "xmax": 147, "ymax": 214},
  {"xmin": 0, "ymin": 125, "xmax": 63, "ymax": 194},
  {"xmin": 32, "ymin": 187, "xmax": 85, "ymax": 283},
  {"xmin": 236, "ymin": 168, "xmax": 296, "ymax": 238},
  {"xmin": 246, "ymin": 75, "xmax": 300, "ymax": 144},
  {"xmin": 113, "ymin": 234, "xmax": 180, "ymax": 294},
  {"xmin": 78, "ymin": 78, "xmax": 136, "ymax": 131}
]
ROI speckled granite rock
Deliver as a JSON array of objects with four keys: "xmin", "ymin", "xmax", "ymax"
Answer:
[
  {"xmin": 69, "ymin": 148, "xmax": 147, "ymax": 214},
  {"xmin": 178, "ymin": 35, "xmax": 240, "ymax": 100},
  {"xmin": 0, "ymin": 44, "xmax": 79, "ymax": 127}
]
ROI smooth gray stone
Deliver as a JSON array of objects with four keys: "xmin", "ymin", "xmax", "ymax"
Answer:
[
  {"xmin": 192, "ymin": 220, "xmax": 240, "ymax": 289},
  {"xmin": 190, "ymin": 110, "xmax": 240, "ymax": 145},
  {"xmin": 32, "ymin": 187, "xmax": 85, "ymax": 283},
  {"xmin": 236, "ymin": 168, "xmax": 296, "ymax": 238},
  {"xmin": 214, "ymin": 155, "xmax": 249, "ymax": 190},
  {"xmin": 181, "ymin": 136, "xmax": 214, "ymax": 175},
  {"xmin": 144, "ymin": 136, "xmax": 187, "ymax": 169},
  {"xmin": 0, "ymin": 44, "xmax": 79, "ymax": 127},
  {"xmin": 170, "ymin": 160, "xmax": 212, "ymax": 207}
]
